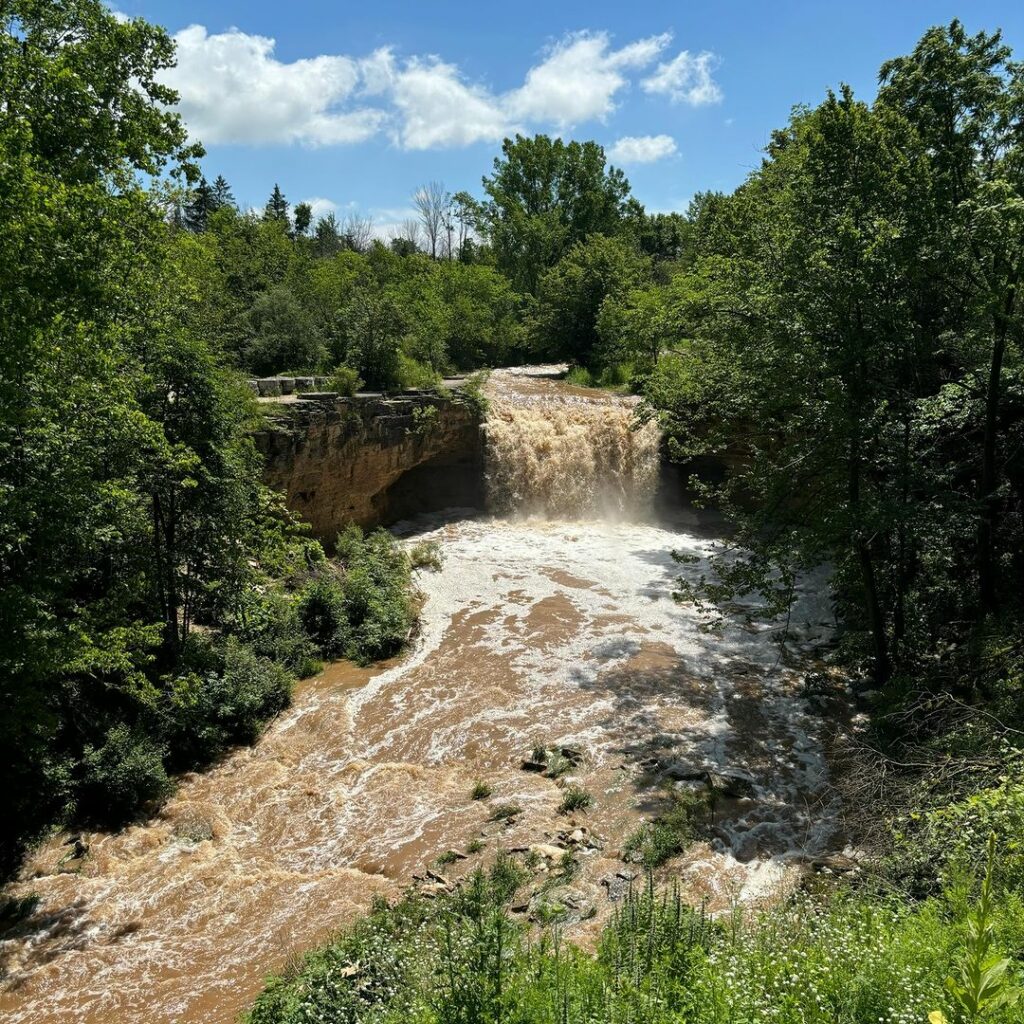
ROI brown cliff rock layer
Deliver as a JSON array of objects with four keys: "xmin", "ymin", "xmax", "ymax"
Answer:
[{"xmin": 255, "ymin": 393, "xmax": 484, "ymax": 542}]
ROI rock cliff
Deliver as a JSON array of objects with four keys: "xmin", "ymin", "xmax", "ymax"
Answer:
[{"xmin": 255, "ymin": 392, "xmax": 484, "ymax": 542}]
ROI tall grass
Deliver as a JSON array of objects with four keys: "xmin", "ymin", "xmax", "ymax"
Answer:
[{"xmin": 247, "ymin": 852, "xmax": 1024, "ymax": 1024}]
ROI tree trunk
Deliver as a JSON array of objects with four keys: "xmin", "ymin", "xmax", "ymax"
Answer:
[
  {"xmin": 977, "ymin": 280, "xmax": 1016, "ymax": 612},
  {"xmin": 849, "ymin": 435, "xmax": 891, "ymax": 684}
]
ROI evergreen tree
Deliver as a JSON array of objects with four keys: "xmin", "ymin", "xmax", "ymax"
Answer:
[
  {"xmin": 184, "ymin": 176, "xmax": 215, "ymax": 232},
  {"xmin": 263, "ymin": 183, "xmax": 290, "ymax": 226},
  {"xmin": 210, "ymin": 174, "xmax": 235, "ymax": 211},
  {"xmin": 313, "ymin": 213, "xmax": 343, "ymax": 258}
]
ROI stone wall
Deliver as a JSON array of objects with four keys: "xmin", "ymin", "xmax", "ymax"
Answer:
[{"xmin": 255, "ymin": 392, "xmax": 484, "ymax": 542}]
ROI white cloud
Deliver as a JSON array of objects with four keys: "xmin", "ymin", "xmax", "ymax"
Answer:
[
  {"xmin": 163, "ymin": 25, "xmax": 385, "ymax": 146},
  {"xmin": 506, "ymin": 31, "xmax": 670, "ymax": 126},
  {"xmin": 303, "ymin": 197, "xmax": 339, "ymax": 222},
  {"xmin": 390, "ymin": 57, "xmax": 510, "ymax": 149},
  {"xmin": 163, "ymin": 25, "xmax": 719, "ymax": 151},
  {"xmin": 607, "ymin": 134, "xmax": 677, "ymax": 164},
  {"xmin": 642, "ymin": 51, "xmax": 722, "ymax": 106}
]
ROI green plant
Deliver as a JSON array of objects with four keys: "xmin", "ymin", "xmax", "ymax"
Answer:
[
  {"xmin": 408, "ymin": 403, "xmax": 440, "ymax": 436},
  {"xmin": 487, "ymin": 850, "xmax": 529, "ymax": 900},
  {"xmin": 460, "ymin": 370, "xmax": 491, "ymax": 416},
  {"xmin": 466, "ymin": 839, "xmax": 485, "ymax": 854},
  {"xmin": 622, "ymin": 789, "xmax": 711, "ymax": 868},
  {"xmin": 408, "ymin": 540, "xmax": 443, "ymax": 571},
  {"xmin": 544, "ymin": 750, "xmax": 572, "ymax": 778},
  {"xmin": 489, "ymin": 803, "xmax": 522, "ymax": 821},
  {"xmin": 939, "ymin": 834, "xmax": 1023, "ymax": 1023},
  {"xmin": 327, "ymin": 364, "xmax": 363, "ymax": 396},
  {"xmin": 470, "ymin": 780, "xmax": 493, "ymax": 801},
  {"xmin": 623, "ymin": 821, "xmax": 683, "ymax": 869},
  {"xmin": 436, "ymin": 849, "xmax": 459, "ymax": 866},
  {"xmin": 397, "ymin": 352, "xmax": 441, "ymax": 391},
  {"xmin": 558, "ymin": 785, "xmax": 592, "ymax": 814},
  {"xmin": 295, "ymin": 574, "xmax": 349, "ymax": 657},
  {"xmin": 334, "ymin": 525, "xmax": 414, "ymax": 664},
  {"xmin": 80, "ymin": 725, "xmax": 171, "ymax": 823}
]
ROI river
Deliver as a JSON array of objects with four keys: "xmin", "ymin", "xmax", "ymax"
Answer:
[{"xmin": 0, "ymin": 367, "xmax": 844, "ymax": 1023}]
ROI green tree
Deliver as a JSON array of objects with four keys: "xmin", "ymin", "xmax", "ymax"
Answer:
[
  {"xmin": 263, "ymin": 183, "xmax": 290, "ymax": 226},
  {"xmin": 313, "ymin": 213, "xmax": 344, "ymax": 258},
  {"xmin": 243, "ymin": 284, "xmax": 325, "ymax": 375},
  {"xmin": 210, "ymin": 174, "xmax": 235, "ymax": 210},
  {"xmin": 340, "ymin": 292, "xmax": 407, "ymax": 390},
  {"xmin": 185, "ymin": 176, "xmax": 216, "ymax": 232},
  {"xmin": 876, "ymin": 20, "xmax": 1024, "ymax": 614},
  {"xmin": 0, "ymin": 0, "xmax": 201, "ymax": 869},
  {"xmin": 530, "ymin": 234, "xmax": 650, "ymax": 367},
  {"xmin": 481, "ymin": 135, "xmax": 639, "ymax": 294},
  {"xmin": 293, "ymin": 201, "xmax": 313, "ymax": 237}
]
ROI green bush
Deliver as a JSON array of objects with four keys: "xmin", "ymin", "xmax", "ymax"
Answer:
[
  {"xmin": 409, "ymin": 540, "xmax": 443, "ymax": 571},
  {"xmin": 235, "ymin": 589, "xmax": 321, "ymax": 678},
  {"xmin": 328, "ymin": 364, "xmax": 364, "ymax": 396},
  {"xmin": 471, "ymin": 779, "xmax": 493, "ymax": 800},
  {"xmin": 218, "ymin": 638, "xmax": 293, "ymax": 743},
  {"xmin": 397, "ymin": 352, "xmax": 441, "ymax": 390},
  {"xmin": 80, "ymin": 724, "xmax": 171, "ymax": 823},
  {"xmin": 558, "ymin": 785, "xmax": 592, "ymax": 814},
  {"xmin": 295, "ymin": 574, "xmax": 349, "ymax": 658},
  {"xmin": 489, "ymin": 803, "xmax": 522, "ymax": 821},
  {"xmin": 335, "ymin": 525, "xmax": 413, "ymax": 665},
  {"xmin": 166, "ymin": 638, "xmax": 293, "ymax": 764},
  {"xmin": 622, "ymin": 821, "xmax": 683, "ymax": 869}
]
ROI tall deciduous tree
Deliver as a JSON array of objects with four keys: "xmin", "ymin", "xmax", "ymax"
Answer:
[
  {"xmin": 0, "ymin": 0, "xmax": 202, "ymax": 869},
  {"xmin": 481, "ymin": 135, "xmax": 639, "ymax": 294}
]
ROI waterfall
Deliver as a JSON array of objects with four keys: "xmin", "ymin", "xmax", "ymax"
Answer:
[{"xmin": 482, "ymin": 367, "xmax": 661, "ymax": 519}]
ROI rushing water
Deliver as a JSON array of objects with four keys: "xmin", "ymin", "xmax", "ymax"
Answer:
[{"xmin": 0, "ymin": 368, "xmax": 844, "ymax": 1024}]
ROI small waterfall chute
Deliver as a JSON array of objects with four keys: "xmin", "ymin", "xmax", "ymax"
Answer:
[{"xmin": 482, "ymin": 366, "xmax": 661, "ymax": 519}]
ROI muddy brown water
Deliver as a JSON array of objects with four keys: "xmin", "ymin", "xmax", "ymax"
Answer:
[{"xmin": 0, "ymin": 368, "xmax": 846, "ymax": 1023}]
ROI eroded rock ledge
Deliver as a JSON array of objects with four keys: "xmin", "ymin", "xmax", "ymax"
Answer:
[{"xmin": 255, "ymin": 392, "xmax": 484, "ymax": 542}]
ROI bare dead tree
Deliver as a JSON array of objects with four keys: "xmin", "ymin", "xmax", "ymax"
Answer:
[
  {"xmin": 399, "ymin": 217, "xmax": 421, "ymax": 250},
  {"xmin": 413, "ymin": 180, "xmax": 449, "ymax": 259},
  {"xmin": 342, "ymin": 211, "xmax": 374, "ymax": 253}
]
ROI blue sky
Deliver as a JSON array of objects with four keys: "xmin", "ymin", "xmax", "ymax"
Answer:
[{"xmin": 117, "ymin": 1, "xmax": 1024, "ymax": 237}]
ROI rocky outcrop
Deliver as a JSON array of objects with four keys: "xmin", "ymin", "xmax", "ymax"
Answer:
[{"xmin": 255, "ymin": 392, "xmax": 484, "ymax": 542}]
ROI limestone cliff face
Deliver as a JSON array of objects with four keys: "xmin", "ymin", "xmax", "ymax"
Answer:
[{"xmin": 255, "ymin": 393, "xmax": 484, "ymax": 542}]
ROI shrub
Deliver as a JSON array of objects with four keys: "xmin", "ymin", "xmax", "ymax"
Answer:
[
  {"xmin": 622, "ymin": 789, "xmax": 711, "ymax": 868},
  {"xmin": 295, "ymin": 574, "xmax": 349, "ymax": 657},
  {"xmin": 235, "ymin": 589, "xmax": 320, "ymax": 677},
  {"xmin": 558, "ymin": 785, "xmax": 592, "ymax": 814},
  {"xmin": 327, "ymin": 364, "xmax": 363, "ymax": 396},
  {"xmin": 471, "ymin": 780, "xmax": 493, "ymax": 801},
  {"xmin": 335, "ymin": 525, "xmax": 413, "ymax": 665},
  {"xmin": 622, "ymin": 821, "xmax": 683, "ymax": 869},
  {"xmin": 467, "ymin": 839, "xmax": 485, "ymax": 854},
  {"xmin": 80, "ymin": 724, "xmax": 171, "ymax": 823},
  {"xmin": 460, "ymin": 370, "xmax": 490, "ymax": 416},
  {"xmin": 544, "ymin": 750, "xmax": 572, "ymax": 778},
  {"xmin": 409, "ymin": 540, "xmax": 443, "ymax": 571},
  {"xmin": 489, "ymin": 803, "xmax": 522, "ymax": 821},
  {"xmin": 436, "ymin": 850, "xmax": 459, "ymax": 866},
  {"xmin": 397, "ymin": 352, "xmax": 441, "ymax": 391},
  {"xmin": 218, "ymin": 638, "xmax": 293, "ymax": 744}
]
